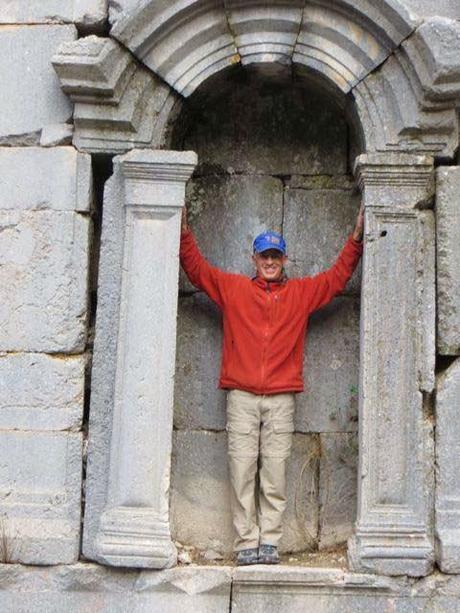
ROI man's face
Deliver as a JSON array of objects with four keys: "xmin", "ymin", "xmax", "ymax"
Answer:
[{"xmin": 252, "ymin": 249, "xmax": 287, "ymax": 282}]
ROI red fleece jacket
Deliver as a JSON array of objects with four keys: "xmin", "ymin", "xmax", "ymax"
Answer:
[{"xmin": 180, "ymin": 229, "xmax": 363, "ymax": 395}]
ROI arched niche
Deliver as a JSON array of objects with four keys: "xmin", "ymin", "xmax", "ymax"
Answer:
[
  {"xmin": 52, "ymin": 0, "xmax": 460, "ymax": 576},
  {"xmin": 170, "ymin": 63, "xmax": 362, "ymax": 556}
]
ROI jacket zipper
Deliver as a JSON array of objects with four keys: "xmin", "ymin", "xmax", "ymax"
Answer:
[{"xmin": 261, "ymin": 283, "xmax": 272, "ymax": 391}]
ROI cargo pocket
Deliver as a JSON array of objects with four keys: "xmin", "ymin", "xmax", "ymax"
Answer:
[
  {"xmin": 262, "ymin": 420, "xmax": 294, "ymax": 458},
  {"xmin": 226, "ymin": 423, "xmax": 258, "ymax": 458}
]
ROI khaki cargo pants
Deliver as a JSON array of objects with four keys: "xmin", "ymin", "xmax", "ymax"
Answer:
[{"xmin": 226, "ymin": 389, "xmax": 295, "ymax": 551}]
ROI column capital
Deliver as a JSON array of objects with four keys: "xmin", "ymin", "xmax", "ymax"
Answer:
[
  {"xmin": 120, "ymin": 150, "xmax": 197, "ymax": 208},
  {"xmin": 354, "ymin": 153, "xmax": 435, "ymax": 208}
]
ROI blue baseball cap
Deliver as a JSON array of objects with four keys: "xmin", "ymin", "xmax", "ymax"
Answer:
[{"xmin": 253, "ymin": 230, "xmax": 287, "ymax": 255}]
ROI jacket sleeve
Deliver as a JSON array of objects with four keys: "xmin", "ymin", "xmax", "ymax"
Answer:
[
  {"xmin": 179, "ymin": 229, "xmax": 228, "ymax": 309},
  {"xmin": 302, "ymin": 235, "xmax": 363, "ymax": 314}
]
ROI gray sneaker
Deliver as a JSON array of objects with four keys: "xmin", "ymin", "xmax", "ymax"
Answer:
[
  {"xmin": 258, "ymin": 544, "xmax": 279, "ymax": 564},
  {"xmin": 236, "ymin": 548, "xmax": 259, "ymax": 566}
]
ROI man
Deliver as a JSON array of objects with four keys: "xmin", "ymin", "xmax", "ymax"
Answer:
[{"xmin": 180, "ymin": 205, "xmax": 364, "ymax": 565}]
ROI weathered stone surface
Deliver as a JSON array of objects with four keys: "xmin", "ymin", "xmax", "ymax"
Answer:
[
  {"xmin": 111, "ymin": 0, "xmax": 238, "ymax": 97},
  {"xmin": 350, "ymin": 157, "xmax": 435, "ymax": 577},
  {"xmin": 83, "ymin": 151, "xmax": 197, "ymax": 569},
  {"xmin": 435, "ymin": 357, "xmax": 460, "ymax": 573},
  {"xmin": 436, "ymin": 166, "xmax": 460, "ymax": 355},
  {"xmin": 174, "ymin": 294, "xmax": 226, "ymax": 431},
  {"xmin": 416, "ymin": 210, "xmax": 436, "ymax": 392},
  {"xmin": 181, "ymin": 174, "xmax": 284, "ymax": 290},
  {"xmin": 233, "ymin": 567, "xmax": 460, "ymax": 612},
  {"xmin": 0, "ymin": 564, "xmax": 232, "ymax": 612},
  {"xmin": 170, "ymin": 431, "xmax": 318, "ymax": 555},
  {"xmin": 295, "ymin": 298, "xmax": 360, "ymax": 433},
  {"xmin": 40, "ymin": 123, "xmax": 73, "ymax": 147},
  {"xmin": 319, "ymin": 434, "xmax": 358, "ymax": 550},
  {"xmin": 225, "ymin": 1, "xmax": 304, "ymax": 65},
  {"xmin": 2, "ymin": 564, "xmax": 460, "ymax": 612},
  {"xmin": 0, "ymin": 26, "xmax": 76, "ymax": 139},
  {"xmin": 170, "ymin": 431, "xmax": 233, "ymax": 555},
  {"xmin": 0, "ymin": 147, "xmax": 92, "ymax": 212},
  {"xmin": 52, "ymin": 35, "xmax": 178, "ymax": 154},
  {"xmin": 283, "ymin": 187, "xmax": 362, "ymax": 295},
  {"xmin": 0, "ymin": 1, "xmax": 107, "ymax": 27},
  {"xmin": 82, "ymin": 158, "xmax": 125, "ymax": 562},
  {"xmin": 0, "ymin": 431, "xmax": 82, "ymax": 564},
  {"xmin": 0, "ymin": 210, "xmax": 90, "ymax": 352},
  {"xmin": 0, "ymin": 353, "xmax": 84, "ymax": 431},
  {"xmin": 402, "ymin": 0, "xmax": 460, "ymax": 20},
  {"xmin": 175, "ymin": 66, "xmax": 347, "ymax": 176},
  {"xmin": 109, "ymin": 0, "xmax": 141, "ymax": 25},
  {"xmin": 293, "ymin": 0, "xmax": 414, "ymax": 94},
  {"xmin": 282, "ymin": 434, "xmax": 319, "ymax": 553}
]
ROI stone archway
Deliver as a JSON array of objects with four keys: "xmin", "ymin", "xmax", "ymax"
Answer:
[{"xmin": 52, "ymin": 0, "xmax": 460, "ymax": 576}]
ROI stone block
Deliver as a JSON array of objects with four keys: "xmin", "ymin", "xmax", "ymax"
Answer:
[
  {"xmin": 0, "ymin": 25, "xmax": 76, "ymax": 141},
  {"xmin": 295, "ymin": 297, "xmax": 360, "ymax": 433},
  {"xmin": 233, "ymin": 567, "xmax": 460, "ymax": 612},
  {"xmin": 283, "ymin": 187, "xmax": 362, "ymax": 295},
  {"xmin": 281, "ymin": 434, "xmax": 319, "ymax": 553},
  {"xmin": 318, "ymin": 434, "xmax": 358, "ymax": 550},
  {"xmin": 108, "ymin": 0, "xmax": 139, "ymax": 24},
  {"xmin": 174, "ymin": 293, "xmax": 226, "ymax": 431},
  {"xmin": 0, "ymin": 147, "xmax": 92, "ymax": 212},
  {"xmin": 0, "ymin": 1, "xmax": 107, "ymax": 27},
  {"xmin": 0, "ymin": 352, "xmax": 84, "ymax": 431},
  {"xmin": 435, "ymin": 357, "xmax": 460, "ymax": 573},
  {"xmin": 0, "ymin": 431, "xmax": 82, "ymax": 564},
  {"xmin": 40, "ymin": 123, "xmax": 73, "ymax": 147},
  {"xmin": 170, "ymin": 431, "xmax": 233, "ymax": 555},
  {"xmin": 436, "ymin": 166, "xmax": 460, "ymax": 355},
  {"xmin": 170, "ymin": 431, "xmax": 318, "ymax": 555},
  {"xmin": 0, "ymin": 210, "xmax": 90, "ymax": 352},
  {"xmin": 178, "ymin": 66, "xmax": 347, "ymax": 175},
  {"xmin": 181, "ymin": 174, "xmax": 284, "ymax": 290},
  {"xmin": 403, "ymin": 1, "xmax": 460, "ymax": 23},
  {"xmin": 0, "ymin": 564, "xmax": 232, "ymax": 612}
]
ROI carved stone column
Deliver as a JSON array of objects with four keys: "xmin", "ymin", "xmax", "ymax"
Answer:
[
  {"xmin": 348, "ymin": 153, "xmax": 435, "ymax": 577},
  {"xmin": 82, "ymin": 150, "xmax": 197, "ymax": 568}
]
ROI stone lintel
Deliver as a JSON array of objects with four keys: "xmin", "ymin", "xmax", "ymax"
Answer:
[{"xmin": 354, "ymin": 153, "xmax": 435, "ymax": 208}]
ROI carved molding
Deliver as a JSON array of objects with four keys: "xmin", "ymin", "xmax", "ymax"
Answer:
[
  {"xmin": 52, "ymin": 36, "xmax": 180, "ymax": 153},
  {"xmin": 354, "ymin": 153, "xmax": 435, "ymax": 208},
  {"xmin": 53, "ymin": 6, "xmax": 460, "ymax": 159}
]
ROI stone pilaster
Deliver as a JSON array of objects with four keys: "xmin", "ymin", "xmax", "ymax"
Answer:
[
  {"xmin": 83, "ymin": 150, "xmax": 197, "ymax": 569},
  {"xmin": 348, "ymin": 153, "xmax": 435, "ymax": 577}
]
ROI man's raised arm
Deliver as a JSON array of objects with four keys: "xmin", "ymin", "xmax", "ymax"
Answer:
[
  {"xmin": 303, "ymin": 205, "xmax": 364, "ymax": 314},
  {"xmin": 179, "ymin": 205, "xmax": 227, "ymax": 309}
]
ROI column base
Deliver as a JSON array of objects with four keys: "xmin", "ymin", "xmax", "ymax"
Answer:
[
  {"xmin": 96, "ymin": 507, "xmax": 177, "ymax": 569},
  {"xmin": 348, "ymin": 527, "xmax": 433, "ymax": 577},
  {"xmin": 436, "ymin": 529, "xmax": 460, "ymax": 573}
]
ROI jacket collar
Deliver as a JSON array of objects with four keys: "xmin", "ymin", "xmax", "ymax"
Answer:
[{"xmin": 252, "ymin": 274, "xmax": 288, "ymax": 290}]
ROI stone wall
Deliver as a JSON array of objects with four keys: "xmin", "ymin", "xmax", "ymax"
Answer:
[
  {"xmin": 171, "ymin": 67, "xmax": 361, "ymax": 556},
  {"xmin": 0, "ymin": 1, "xmax": 459, "ymax": 611},
  {"xmin": 0, "ymin": 18, "xmax": 96, "ymax": 563}
]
